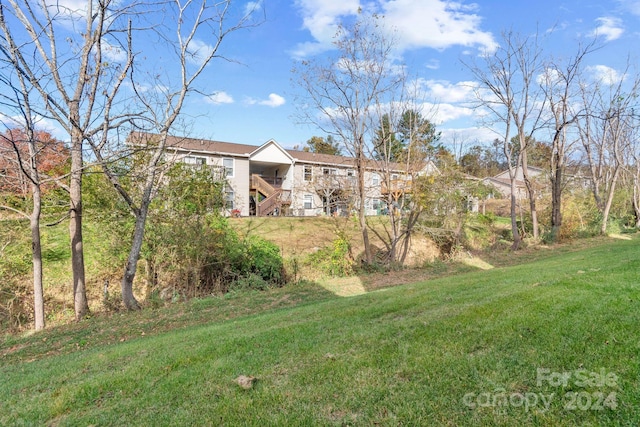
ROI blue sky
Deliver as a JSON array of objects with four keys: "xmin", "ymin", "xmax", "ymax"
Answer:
[
  {"xmin": 179, "ymin": 0, "xmax": 640, "ymax": 151},
  {"xmin": 3, "ymin": 0, "xmax": 640, "ymax": 153}
]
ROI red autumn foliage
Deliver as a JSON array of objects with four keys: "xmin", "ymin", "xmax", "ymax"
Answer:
[{"xmin": 0, "ymin": 128, "xmax": 69, "ymax": 196}]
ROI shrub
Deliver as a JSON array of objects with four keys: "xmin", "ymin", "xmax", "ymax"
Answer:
[
  {"xmin": 540, "ymin": 192, "xmax": 601, "ymax": 242},
  {"xmin": 145, "ymin": 214, "xmax": 287, "ymax": 299},
  {"xmin": 307, "ymin": 235, "xmax": 354, "ymax": 277},
  {"xmin": 244, "ymin": 236, "xmax": 285, "ymax": 285},
  {"xmin": 0, "ymin": 221, "xmax": 32, "ymax": 330},
  {"xmin": 231, "ymin": 273, "xmax": 270, "ymax": 291}
]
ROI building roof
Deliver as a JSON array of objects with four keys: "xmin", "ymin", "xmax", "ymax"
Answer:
[
  {"xmin": 131, "ymin": 132, "xmax": 436, "ymax": 174},
  {"xmin": 130, "ymin": 132, "xmax": 257, "ymax": 157},
  {"xmin": 287, "ymin": 149, "xmax": 357, "ymax": 167}
]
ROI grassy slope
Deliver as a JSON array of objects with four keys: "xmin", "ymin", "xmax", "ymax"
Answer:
[{"xmin": 1, "ymin": 237, "xmax": 639, "ymax": 426}]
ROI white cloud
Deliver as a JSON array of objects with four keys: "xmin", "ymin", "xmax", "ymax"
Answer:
[
  {"xmin": 44, "ymin": 0, "xmax": 89, "ymax": 18},
  {"xmin": 537, "ymin": 67, "xmax": 562, "ymax": 87},
  {"xmin": 245, "ymin": 1, "xmax": 263, "ymax": 16},
  {"xmin": 381, "ymin": 0, "xmax": 496, "ymax": 52},
  {"xmin": 246, "ymin": 93, "xmax": 286, "ymax": 107},
  {"xmin": 618, "ymin": 0, "xmax": 640, "ymax": 16},
  {"xmin": 589, "ymin": 17, "xmax": 624, "ymax": 42},
  {"xmin": 186, "ymin": 39, "xmax": 214, "ymax": 66},
  {"xmin": 417, "ymin": 79, "xmax": 479, "ymax": 104},
  {"xmin": 586, "ymin": 65, "xmax": 624, "ymax": 85},
  {"xmin": 425, "ymin": 59, "xmax": 440, "ymax": 70},
  {"xmin": 0, "ymin": 112, "xmax": 69, "ymax": 142},
  {"xmin": 102, "ymin": 42, "xmax": 127, "ymax": 62},
  {"xmin": 44, "ymin": 0, "xmax": 121, "ymax": 29},
  {"xmin": 0, "ymin": 112, "xmax": 22, "ymax": 129},
  {"xmin": 292, "ymin": 0, "xmax": 496, "ymax": 58},
  {"xmin": 205, "ymin": 92, "xmax": 234, "ymax": 105},
  {"xmin": 440, "ymin": 126, "xmax": 499, "ymax": 147},
  {"xmin": 292, "ymin": 0, "xmax": 361, "ymax": 57},
  {"xmin": 425, "ymin": 102, "xmax": 476, "ymax": 124},
  {"xmin": 123, "ymin": 81, "xmax": 169, "ymax": 96}
]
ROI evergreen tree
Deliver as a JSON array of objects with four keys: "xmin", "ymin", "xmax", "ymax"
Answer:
[
  {"xmin": 304, "ymin": 135, "xmax": 342, "ymax": 155},
  {"xmin": 373, "ymin": 109, "xmax": 440, "ymax": 163}
]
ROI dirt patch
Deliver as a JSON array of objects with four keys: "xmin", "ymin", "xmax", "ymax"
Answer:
[
  {"xmin": 403, "ymin": 234, "xmax": 440, "ymax": 267},
  {"xmin": 484, "ymin": 199, "xmax": 511, "ymax": 216}
]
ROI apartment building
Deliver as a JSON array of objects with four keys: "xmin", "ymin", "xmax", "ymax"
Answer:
[{"xmin": 131, "ymin": 132, "xmax": 436, "ymax": 217}]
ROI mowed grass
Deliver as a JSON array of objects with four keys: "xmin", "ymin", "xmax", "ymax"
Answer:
[{"xmin": 1, "ymin": 237, "xmax": 640, "ymax": 426}]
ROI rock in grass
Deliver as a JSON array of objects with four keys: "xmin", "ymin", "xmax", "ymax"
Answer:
[{"xmin": 235, "ymin": 375, "xmax": 257, "ymax": 389}]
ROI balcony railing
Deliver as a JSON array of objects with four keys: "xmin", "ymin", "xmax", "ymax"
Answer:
[
  {"xmin": 251, "ymin": 174, "xmax": 277, "ymax": 197},
  {"xmin": 251, "ymin": 174, "xmax": 291, "ymax": 216},
  {"xmin": 381, "ymin": 178, "xmax": 413, "ymax": 194},
  {"xmin": 257, "ymin": 176, "xmax": 283, "ymax": 187}
]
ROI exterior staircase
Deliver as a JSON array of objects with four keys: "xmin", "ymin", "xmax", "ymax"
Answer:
[{"xmin": 250, "ymin": 174, "xmax": 291, "ymax": 216}]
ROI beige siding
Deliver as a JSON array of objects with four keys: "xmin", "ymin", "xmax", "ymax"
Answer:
[
  {"xmin": 231, "ymin": 158, "xmax": 250, "ymax": 215},
  {"xmin": 166, "ymin": 137, "xmax": 436, "ymax": 217}
]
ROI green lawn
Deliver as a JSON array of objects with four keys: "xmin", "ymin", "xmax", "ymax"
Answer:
[{"xmin": 1, "ymin": 237, "xmax": 639, "ymax": 426}]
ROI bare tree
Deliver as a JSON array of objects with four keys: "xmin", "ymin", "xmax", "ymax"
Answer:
[
  {"xmin": 629, "ymin": 106, "xmax": 640, "ymax": 228},
  {"xmin": 539, "ymin": 42, "xmax": 596, "ymax": 241},
  {"xmin": 0, "ymin": 123, "xmax": 46, "ymax": 330},
  {"xmin": 370, "ymin": 95, "xmax": 439, "ymax": 266},
  {"xmin": 448, "ymin": 130, "xmax": 471, "ymax": 163},
  {"xmin": 632, "ymin": 148, "xmax": 640, "ymax": 228},
  {"xmin": 466, "ymin": 30, "xmax": 545, "ymax": 248},
  {"xmin": 89, "ymin": 0, "xmax": 261, "ymax": 310},
  {"xmin": 1, "ymin": 0, "xmax": 261, "ymax": 313},
  {"xmin": 578, "ymin": 66, "xmax": 640, "ymax": 234},
  {"xmin": 293, "ymin": 12, "xmax": 403, "ymax": 264},
  {"xmin": 0, "ymin": 0, "xmax": 135, "ymax": 319}
]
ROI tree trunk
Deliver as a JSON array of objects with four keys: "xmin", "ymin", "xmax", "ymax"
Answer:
[
  {"xmin": 510, "ymin": 182, "xmax": 521, "ymax": 251},
  {"xmin": 600, "ymin": 168, "xmax": 620, "ymax": 235},
  {"xmin": 521, "ymin": 151, "xmax": 539, "ymax": 240},
  {"xmin": 387, "ymin": 196, "xmax": 399, "ymax": 264},
  {"xmin": 69, "ymin": 130, "xmax": 89, "ymax": 320},
  {"xmin": 633, "ymin": 180, "xmax": 640, "ymax": 228},
  {"xmin": 550, "ymin": 157, "xmax": 563, "ymax": 242},
  {"xmin": 360, "ymin": 202, "xmax": 371, "ymax": 264},
  {"xmin": 30, "ymin": 183, "xmax": 45, "ymax": 330},
  {"xmin": 121, "ymin": 205, "xmax": 149, "ymax": 311},
  {"xmin": 357, "ymin": 155, "xmax": 372, "ymax": 264}
]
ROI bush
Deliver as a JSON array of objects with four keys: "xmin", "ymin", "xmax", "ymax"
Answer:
[
  {"xmin": 145, "ymin": 214, "xmax": 287, "ymax": 299},
  {"xmin": 540, "ymin": 193, "xmax": 601, "ymax": 242},
  {"xmin": 244, "ymin": 236, "xmax": 285, "ymax": 285},
  {"xmin": 463, "ymin": 216, "xmax": 496, "ymax": 250},
  {"xmin": 0, "ymin": 221, "xmax": 32, "ymax": 330},
  {"xmin": 307, "ymin": 235, "xmax": 354, "ymax": 277},
  {"xmin": 230, "ymin": 273, "xmax": 270, "ymax": 291}
]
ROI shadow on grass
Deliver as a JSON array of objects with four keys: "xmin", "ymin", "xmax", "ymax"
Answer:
[{"xmin": 1, "ymin": 280, "xmax": 338, "ymax": 366}]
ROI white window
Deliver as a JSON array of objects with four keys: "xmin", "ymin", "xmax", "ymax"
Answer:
[
  {"xmin": 372, "ymin": 198, "xmax": 380, "ymax": 210},
  {"xmin": 225, "ymin": 189, "xmax": 235, "ymax": 209},
  {"xmin": 372, "ymin": 173, "xmax": 380, "ymax": 186},
  {"xmin": 184, "ymin": 155, "xmax": 206, "ymax": 165},
  {"xmin": 304, "ymin": 165, "xmax": 312, "ymax": 181},
  {"xmin": 323, "ymin": 168, "xmax": 337, "ymax": 175},
  {"xmin": 303, "ymin": 194, "xmax": 313, "ymax": 209},
  {"xmin": 347, "ymin": 169, "xmax": 355, "ymax": 177},
  {"xmin": 223, "ymin": 158, "xmax": 234, "ymax": 177},
  {"xmin": 391, "ymin": 173, "xmax": 399, "ymax": 180}
]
